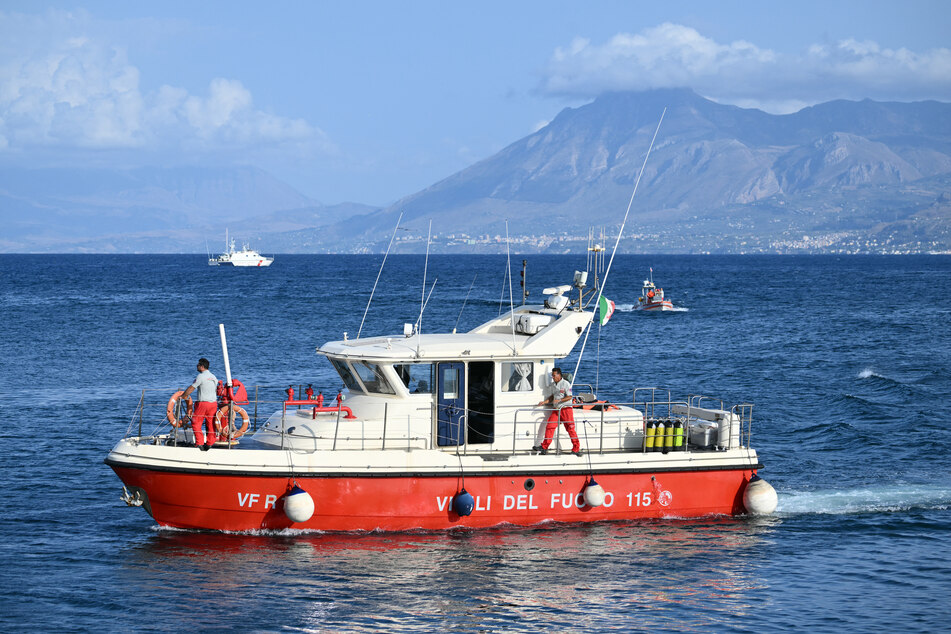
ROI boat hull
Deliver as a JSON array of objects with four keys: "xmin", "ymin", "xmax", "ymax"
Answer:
[
  {"xmin": 211, "ymin": 258, "xmax": 273, "ymax": 267},
  {"xmin": 638, "ymin": 300, "xmax": 674, "ymax": 311},
  {"xmin": 109, "ymin": 463, "xmax": 753, "ymax": 531},
  {"xmin": 229, "ymin": 260, "xmax": 272, "ymax": 267}
]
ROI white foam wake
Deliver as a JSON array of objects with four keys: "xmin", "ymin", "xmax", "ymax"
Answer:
[{"xmin": 777, "ymin": 483, "xmax": 951, "ymax": 515}]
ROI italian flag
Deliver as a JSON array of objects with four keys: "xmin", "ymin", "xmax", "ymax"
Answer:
[{"xmin": 598, "ymin": 295, "xmax": 615, "ymax": 326}]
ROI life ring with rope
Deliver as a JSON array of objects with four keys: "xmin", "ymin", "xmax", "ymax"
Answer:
[
  {"xmin": 215, "ymin": 405, "xmax": 250, "ymax": 441},
  {"xmin": 166, "ymin": 391, "xmax": 193, "ymax": 427}
]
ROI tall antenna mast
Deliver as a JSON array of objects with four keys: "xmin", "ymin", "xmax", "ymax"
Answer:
[
  {"xmin": 506, "ymin": 220, "xmax": 518, "ymax": 354},
  {"xmin": 520, "ymin": 259, "xmax": 528, "ymax": 305},
  {"xmin": 358, "ymin": 211, "xmax": 403, "ymax": 340},
  {"xmin": 587, "ymin": 239, "xmax": 605, "ymax": 304},
  {"xmin": 572, "ymin": 109, "xmax": 666, "ymax": 383},
  {"xmin": 415, "ymin": 278, "xmax": 438, "ymax": 330},
  {"xmin": 586, "ymin": 227, "xmax": 593, "ymax": 273},
  {"xmin": 453, "ymin": 275, "xmax": 477, "ymax": 334},
  {"xmin": 417, "ymin": 220, "xmax": 432, "ymax": 354}
]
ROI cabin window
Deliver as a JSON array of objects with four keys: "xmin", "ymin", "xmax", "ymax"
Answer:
[
  {"xmin": 330, "ymin": 358, "xmax": 362, "ymax": 393},
  {"xmin": 352, "ymin": 361, "xmax": 396, "ymax": 394},
  {"xmin": 468, "ymin": 361, "xmax": 495, "ymax": 443},
  {"xmin": 501, "ymin": 361, "xmax": 534, "ymax": 392},
  {"xmin": 394, "ymin": 363, "xmax": 434, "ymax": 394},
  {"xmin": 441, "ymin": 366, "xmax": 460, "ymax": 399}
]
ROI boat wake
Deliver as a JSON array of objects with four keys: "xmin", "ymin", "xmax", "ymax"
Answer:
[{"xmin": 777, "ymin": 483, "xmax": 951, "ymax": 515}]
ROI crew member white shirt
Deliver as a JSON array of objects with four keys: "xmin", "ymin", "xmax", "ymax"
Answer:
[
  {"xmin": 190, "ymin": 370, "xmax": 219, "ymax": 402},
  {"xmin": 546, "ymin": 378, "xmax": 572, "ymax": 409}
]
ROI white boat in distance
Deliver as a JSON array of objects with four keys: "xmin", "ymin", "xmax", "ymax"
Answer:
[{"xmin": 208, "ymin": 229, "xmax": 273, "ymax": 267}]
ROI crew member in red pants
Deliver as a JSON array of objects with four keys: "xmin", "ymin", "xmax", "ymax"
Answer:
[
  {"xmin": 181, "ymin": 357, "xmax": 218, "ymax": 450},
  {"xmin": 533, "ymin": 367, "xmax": 582, "ymax": 456}
]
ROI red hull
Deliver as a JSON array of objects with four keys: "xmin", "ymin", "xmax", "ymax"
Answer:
[{"xmin": 111, "ymin": 465, "xmax": 753, "ymax": 532}]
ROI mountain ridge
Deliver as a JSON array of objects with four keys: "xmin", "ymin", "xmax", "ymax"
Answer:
[
  {"xmin": 341, "ymin": 89, "xmax": 951, "ymax": 251},
  {"xmin": 2, "ymin": 89, "xmax": 950, "ymax": 253}
]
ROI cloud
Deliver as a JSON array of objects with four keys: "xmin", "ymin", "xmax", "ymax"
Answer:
[
  {"xmin": 540, "ymin": 23, "xmax": 951, "ymax": 112},
  {"xmin": 0, "ymin": 10, "xmax": 328, "ymax": 155}
]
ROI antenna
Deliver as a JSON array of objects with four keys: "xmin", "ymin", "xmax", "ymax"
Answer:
[
  {"xmin": 417, "ymin": 220, "xmax": 432, "ymax": 353},
  {"xmin": 357, "ymin": 211, "xmax": 403, "ymax": 339},
  {"xmin": 497, "ymin": 254, "xmax": 508, "ymax": 316},
  {"xmin": 585, "ymin": 237, "xmax": 606, "ymax": 307},
  {"xmin": 520, "ymin": 259, "xmax": 528, "ymax": 305},
  {"xmin": 414, "ymin": 278, "xmax": 438, "ymax": 330},
  {"xmin": 585, "ymin": 227, "xmax": 593, "ymax": 273},
  {"xmin": 600, "ymin": 227, "xmax": 606, "ymax": 275},
  {"xmin": 453, "ymin": 275, "xmax": 477, "ymax": 334},
  {"xmin": 506, "ymin": 220, "xmax": 517, "ymax": 354},
  {"xmin": 572, "ymin": 108, "xmax": 666, "ymax": 384}
]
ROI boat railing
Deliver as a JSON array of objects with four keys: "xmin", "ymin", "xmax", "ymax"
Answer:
[
  {"xmin": 731, "ymin": 403, "xmax": 754, "ymax": 448},
  {"xmin": 126, "ymin": 384, "xmax": 348, "ymax": 441},
  {"xmin": 507, "ymin": 404, "xmax": 647, "ymax": 455},
  {"xmin": 127, "ymin": 389, "xmax": 147, "ymax": 439},
  {"xmin": 277, "ymin": 404, "xmax": 435, "ymax": 452},
  {"xmin": 125, "ymin": 385, "xmax": 753, "ymax": 454},
  {"xmin": 634, "ymin": 387, "xmax": 752, "ymax": 450},
  {"xmin": 633, "ymin": 388, "xmax": 673, "ymax": 420},
  {"xmin": 687, "ymin": 393, "xmax": 724, "ymax": 411}
]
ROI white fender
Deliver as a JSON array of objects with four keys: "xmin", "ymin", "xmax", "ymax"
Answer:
[
  {"xmin": 743, "ymin": 475, "xmax": 777, "ymax": 515},
  {"xmin": 583, "ymin": 480, "xmax": 606, "ymax": 508},
  {"xmin": 284, "ymin": 485, "xmax": 315, "ymax": 523}
]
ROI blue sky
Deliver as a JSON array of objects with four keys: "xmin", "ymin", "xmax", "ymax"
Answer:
[{"xmin": 1, "ymin": 1, "xmax": 949, "ymax": 206}]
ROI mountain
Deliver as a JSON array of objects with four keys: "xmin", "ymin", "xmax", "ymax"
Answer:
[
  {"xmin": 3, "ymin": 89, "xmax": 951, "ymax": 253},
  {"xmin": 329, "ymin": 89, "xmax": 951, "ymax": 252},
  {"xmin": 0, "ymin": 166, "xmax": 372, "ymax": 252}
]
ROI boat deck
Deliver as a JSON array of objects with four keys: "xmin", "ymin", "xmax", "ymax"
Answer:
[{"xmin": 124, "ymin": 384, "xmax": 755, "ymax": 463}]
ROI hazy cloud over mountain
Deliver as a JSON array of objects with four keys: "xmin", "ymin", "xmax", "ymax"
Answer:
[
  {"xmin": 0, "ymin": 9, "xmax": 330, "ymax": 156},
  {"xmin": 541, "ymin": 23, "xmax": 951, "ymax": 113}
]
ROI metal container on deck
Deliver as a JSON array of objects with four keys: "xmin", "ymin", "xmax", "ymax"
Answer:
[{"xmin": 688, "ymin": 422, "xmax": 718, "ymax": 449}]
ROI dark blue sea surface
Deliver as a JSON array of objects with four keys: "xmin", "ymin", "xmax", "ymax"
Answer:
[{"xmin": 2, "ymin": 254, "xmax": 950, "ymax": 632}]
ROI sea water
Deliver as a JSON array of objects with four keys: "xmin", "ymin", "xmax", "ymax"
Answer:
[{"xmin": 1, "ymin": 254, "xmax": 950, "ymax": 632}]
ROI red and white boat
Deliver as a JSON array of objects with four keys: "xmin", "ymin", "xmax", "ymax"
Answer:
[
  {"xmin": 636, "ymin": 270, "xmax": 674, "ymax": 312},
  {"xmin": 106, "ymin": 276, "xmax": 777, "ymax": 532}
]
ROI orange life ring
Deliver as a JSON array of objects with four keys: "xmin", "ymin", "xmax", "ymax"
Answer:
[
  {"xmin": 215, "ymin": 405, "xmax": 250, "ymax": 440},
  {"xmin": 167, "ymin": 391, "xmax": 193, "ymax": 427}
]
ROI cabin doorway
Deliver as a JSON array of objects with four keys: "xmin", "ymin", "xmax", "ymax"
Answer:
[
  {"xmin": 436, "ymin": 362, "xmax": 465, "ymax": 446},
  {"xmin": 467, "ymin": 361, "xmax": 494, "ymax": 443}
]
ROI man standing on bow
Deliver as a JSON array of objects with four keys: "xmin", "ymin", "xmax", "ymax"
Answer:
[
  {"xmin": 534, "ymin": 367, "xmax": 582, "ymax": 456},
  {"xmin": 181, "ymin": 357, "xmax": 218, "ymax": 450}
]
